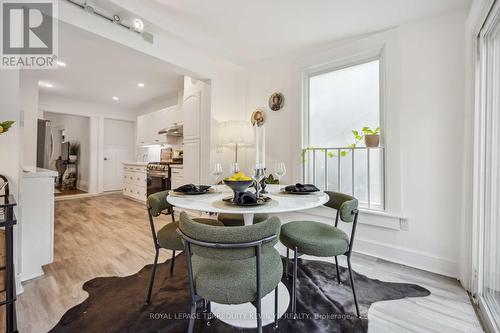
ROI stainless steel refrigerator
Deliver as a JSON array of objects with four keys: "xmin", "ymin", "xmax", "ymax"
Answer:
[{"xmin": 36, "ymin": 119, "xmax": 52, "ymax": 169}]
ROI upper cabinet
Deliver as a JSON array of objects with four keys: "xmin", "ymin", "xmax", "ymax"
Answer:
[
  {"xmin": 183, "ymin": 92, "xmax": 201, "ymax": 141},
  {"xmin": 136, "ymin": 106, "xmax": 182, "ymax": 146},
  {"xmin": 182, "ymin": 77, "xmax": 211, "ymax": 184}
]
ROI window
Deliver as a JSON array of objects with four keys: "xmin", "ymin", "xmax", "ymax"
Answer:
[
  {"xmin": 475, "ymin": 2, "xmax": 500, "ymax": 330},
  {"xmin": 303, "ymin": 59, "xmax": 384, "ymax": 210}
]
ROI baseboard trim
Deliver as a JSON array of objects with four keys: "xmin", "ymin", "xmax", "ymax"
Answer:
[
  {"xmin": 16, "ymin": 273, "xmax": 24, "ymax": 295},
  {"xmin": 77, "ymin": 180, "xmax": 89, "ymax": 192},
  {"xmin": 354, "ymin": 237, "xmax": 459, "ymax": 278},
  {"xmin": 20, "ymin": 269, "xmax": 44, "ymax": 283}
]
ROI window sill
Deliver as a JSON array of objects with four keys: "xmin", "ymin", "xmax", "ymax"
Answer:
[{"xmin": 300, "ymin": 206, "xmax": 407, "ymax": 230}]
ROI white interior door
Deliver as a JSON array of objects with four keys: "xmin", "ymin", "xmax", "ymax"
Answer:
[{"xmin": 103, "ymin": 119, "xmax": 135, "ymax": 191}]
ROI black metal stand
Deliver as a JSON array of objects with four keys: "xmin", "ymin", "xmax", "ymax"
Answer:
[{"xmin": 0, "ymin": 175, "xmax": 18, "ymax": 332}]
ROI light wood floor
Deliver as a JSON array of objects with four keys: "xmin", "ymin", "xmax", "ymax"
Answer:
[{"xmin": 17, "ymin": 193, "xmax": 483, "ymax": 333}]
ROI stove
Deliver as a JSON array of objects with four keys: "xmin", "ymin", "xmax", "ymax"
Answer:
[
  {"xmin": 146, "ymin": 162, "xmax": 171, "ymax": 196},
  {"xmin": 147, "ymin": 162, "xmax": 170, "ymax": 172}
]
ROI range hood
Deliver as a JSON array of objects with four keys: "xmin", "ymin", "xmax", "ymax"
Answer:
[{"xmin": 158, "ymin": 123, "xmax": 183, "ymax": 137}]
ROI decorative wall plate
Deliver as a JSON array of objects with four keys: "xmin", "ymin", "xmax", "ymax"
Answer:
[
  {"xmin": 269, "ymin": 92, "xmax": 284, "ymax": 111},
  {"xmin": 251, "ymin": 109, "xmax": 265, "ymax": 126}
]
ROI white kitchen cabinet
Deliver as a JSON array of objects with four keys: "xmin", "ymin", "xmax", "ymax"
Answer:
[
  {"xmin": 183, "ymin": 139, "xmax": 200, "ymax": 184},
  {"xmin": 136, "ymin": 113, "xmax": 154, "ymax": 146},
  {"xmin": 20, "ymin": 168, "xmax": 58, "ymax": 281},
  {"xmin": 136, "ymin": 106, "xmax": 180, "ymax": 146},
  {"xmin": 136, "ymin": 114, "xmax": 147, "ymax": 146},
  {"xmin": 123, "ymin": 163, "xmax": 147, "ymax": 202},
  {"xmin": 171, "ymin": 105, "xmax": 182, "ymax": 125},
  {"xmin": 182, "ymin": 77, "xmax": 211, "ymax": 184},
  {"xmin": 170, "ymin": 165, "xmax": 184, "ymax": 189},
  {"xmin": 151, "ymin": 110, "xmax": 167, "ymax": 145},
  {"xmin": 183, "ymin": 92, "xmax": 201, "ymax": 141}
]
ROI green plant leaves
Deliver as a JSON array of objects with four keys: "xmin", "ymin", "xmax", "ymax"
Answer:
[{"xmin": 0, "ymin": 120, "xmax": 15, "ymax": 135}]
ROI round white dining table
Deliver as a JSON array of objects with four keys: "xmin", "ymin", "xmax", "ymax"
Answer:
[
  {"xmin": 167, "ymin": 184, "xmax": 329, "ymax": 225},
  {"xmin": 167, "ymin": 184, "xmax": 329, "ymax": 329}
]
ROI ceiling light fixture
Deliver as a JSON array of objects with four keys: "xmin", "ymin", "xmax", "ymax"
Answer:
[
  {"xmin": 112, "ymin": 96, "xmax": 119, "ymax": 101},
  {"xmin": 56, "ymin": 61, "xmax": 66, "ymax": 67},
  {"xmin": 137, "ymin": 82, "xmax": 145, "ymax": 87},
  {"xmin": 64, "ymin": 1, "xmax": 153, "ymax": 43},
  {"xmin": 133, "ymin": 18, "xmax": 144, "ymax": 31}
]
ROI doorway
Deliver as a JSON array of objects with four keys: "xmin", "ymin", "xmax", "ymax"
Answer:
[
  {"xmin": 103, "ymin": 119, "xmax": 135, "ymax": 191},
  {"xmin": 42, "ymin": 112, "xmax": 90, "ymax": 196}
]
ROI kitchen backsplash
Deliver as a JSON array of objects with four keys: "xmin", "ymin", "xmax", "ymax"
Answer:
[{"xmin": 136, "ymin": 144, "xmax": 182, "ymax": 162}]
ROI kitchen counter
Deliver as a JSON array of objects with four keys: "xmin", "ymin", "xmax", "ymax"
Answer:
[
  {"xmin": 21, "ymin": 167, "xmax": 57, "ymax": 281},
  {"xmin": 122, "ymin": 162, "xmax": 148, "ymax": 166},
  {"xmin": 22, "ymin": 167, "xmax": 58, "ymax": 178}
]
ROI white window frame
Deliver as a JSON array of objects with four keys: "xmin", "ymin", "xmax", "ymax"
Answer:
[
  {"xmin": 301, "ymin": 48, "xmax": 387, "ymax": 210},
  {"xmin": 472, "ymin": 1, "xmax": 500, "ymax": 331},
  {"xmin": 302, "ymin": 50, "xmax": 385, "ymax": 149}
]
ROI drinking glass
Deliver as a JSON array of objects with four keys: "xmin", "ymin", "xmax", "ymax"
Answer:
[
  {"xmin": 252, "ymin": 164, "xmax": 266, "ymax": 198},
  {"xmin": 274, "ymin": 162, "xmax": 286, "ymax": 183},
  {"xmin": 212, "ymin": 163, "xmax": 223, "ymax": 188},
  {"xmin": 230, "ymin": 162, "xmax": 240, "ymax": 175}
]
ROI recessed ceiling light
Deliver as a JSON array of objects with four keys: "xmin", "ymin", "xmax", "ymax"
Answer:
[
  {"xmin": 133, "ymin": 18, "xmax": 144, "ymax": 31},
  {"xmin": 112, "ymin": 96, "xmax": 119, "ymax": 101},
  {"xmin": 137, "ymin": 82, "xmax": 145, "ymax": 87},
  {"xmin": 38, "ymin": 81, "xmax": 53, "ymax": 88},
  {"xmin": 56, "ymin": 61, "xmax": 66, "ymax": 67}
]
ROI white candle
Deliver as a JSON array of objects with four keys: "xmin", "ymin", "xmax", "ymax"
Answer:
[
  {"xmin": 255, "ymin": 125, "xmax": 259, "ymax": 165},
  {"xmin": 262, "ymin": 125, "xmax": 266, "ymax": 168}
]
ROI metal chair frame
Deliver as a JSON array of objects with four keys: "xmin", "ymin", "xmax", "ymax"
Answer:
[
  {"xmin": 146, "ymin": 206, "xmax": 177, "ymax": 304},
  {"xmin": 285, "ymin": 209, "xmax": 360, "ymax": 318},
  {"xmin": 177, "ymin": 228, "xmax": 279, "ymax": 333}
]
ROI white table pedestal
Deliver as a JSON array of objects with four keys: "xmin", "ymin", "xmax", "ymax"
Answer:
[
  {"xmin": 211, "ymin": 282, "xmax": 290, "ymax": 329},
  {"xmin": 243, "ymin": 213, "xmax": 255, "ymax": 226}
]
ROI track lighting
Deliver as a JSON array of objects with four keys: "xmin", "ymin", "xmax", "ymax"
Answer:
[
  {"xmin": 133, "ymin": 19, "xmax": 144, "ymax": 31},
  {"xmin": 64, "ymin": 0, "xmax": 153, "ymax": 44}
]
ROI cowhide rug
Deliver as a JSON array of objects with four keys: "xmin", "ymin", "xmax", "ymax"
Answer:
[{"xmin": 49, "ymin": 254, "xmax": 430, "ymax": 333}]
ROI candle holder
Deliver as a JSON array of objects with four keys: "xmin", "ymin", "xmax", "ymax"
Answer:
[{"xmin": 252, "ymin": 167, "xmax": 266, "ymax": 198}]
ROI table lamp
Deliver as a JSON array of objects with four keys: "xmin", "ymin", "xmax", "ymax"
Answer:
[{"xmin": 218, "ymin": 120, "xmax": 253, "ymax": 163}]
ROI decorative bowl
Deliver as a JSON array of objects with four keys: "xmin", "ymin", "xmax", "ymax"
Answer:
[{"xmin": 223, "ymin": 179, "xmax": 253, "ymax": 199}]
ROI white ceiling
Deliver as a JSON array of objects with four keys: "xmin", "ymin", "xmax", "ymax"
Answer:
[
  {"xmin": 32, "ymin": 22, "xmax": 185, "ymax": 110},
  {"xmin": 123, "ymin": 0, "xmax": 471, "ymax": 65}
]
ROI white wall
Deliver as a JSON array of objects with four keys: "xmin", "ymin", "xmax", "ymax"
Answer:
[
  {"xmin": 19, "ymin": 74, "xmax": 39, "ymax": 168},
  {"xmin": 39, "ymin": 94, "xmax": 137, "ymax": 121},
  {"xmin": 43, "ymin": 112, "xmax": 90, "ymax": 190},
  {"xmin": 135, "ymin": 93, "xmax": 179, "ymax": 116},
  {"xmin": 241, "ymin": 10, "xmax": 467, "ymax": 278}
]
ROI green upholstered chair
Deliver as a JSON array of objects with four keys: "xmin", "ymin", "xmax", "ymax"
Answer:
[
  {"xmin": 217, "ymin": 213, "xmax": 269, "ymax": 226},
  {"xmin": 280, "ymin": 191, "xmax": 360, "ymax": 317},
  {"xmin": 145, "ymin": 191, "xmax": 222, "ymax": 304},
  {"xmin": 177, "ymin": 212, "xmax": 282, "ymax": 333}
]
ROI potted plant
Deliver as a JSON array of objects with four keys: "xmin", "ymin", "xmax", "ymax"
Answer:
[
  {"xmin": 362, "ymin": 127, "xmax": 380, "ymax": 147},
  {"xmin": 69, "ymin": 142, "xmax": 80, "ymax": 162},
  {"xmin": 0, "ymin": 121, "xmax": 15, "ymax": 136}
]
